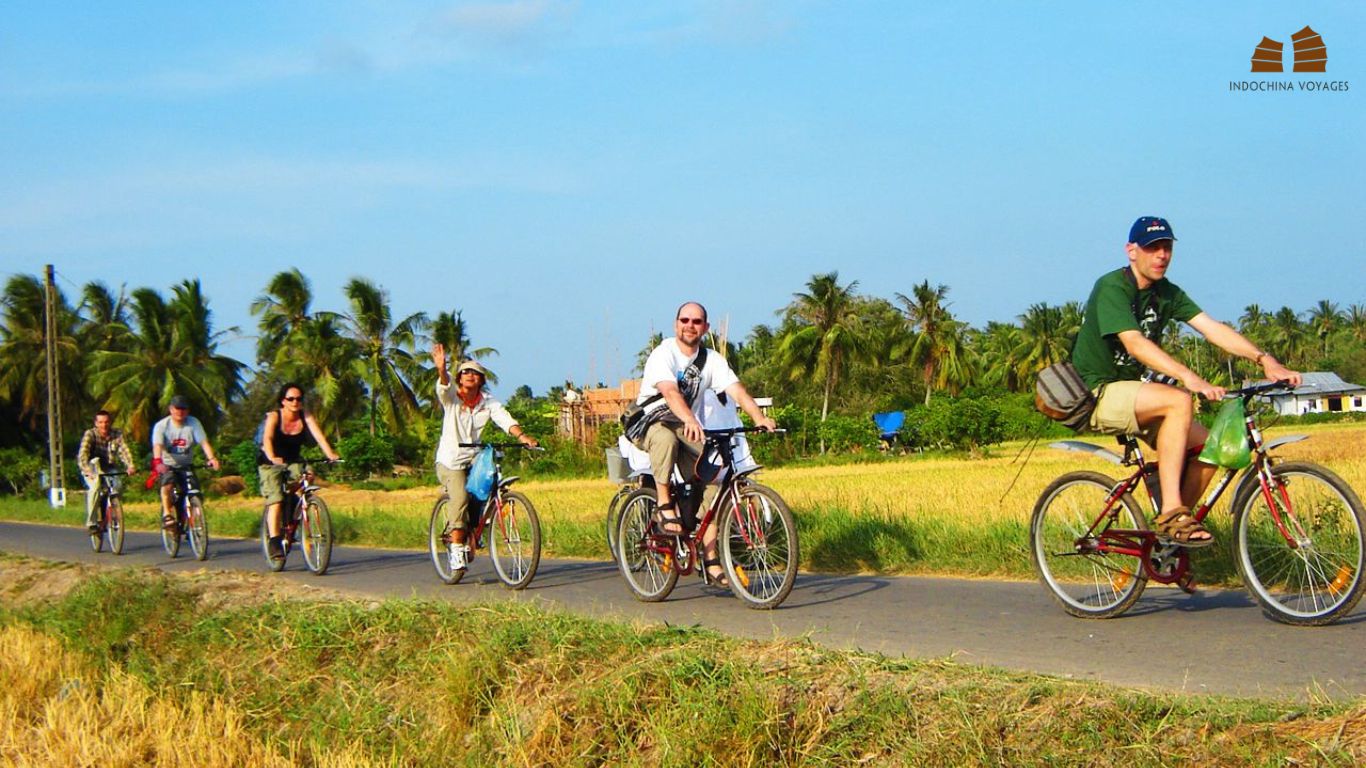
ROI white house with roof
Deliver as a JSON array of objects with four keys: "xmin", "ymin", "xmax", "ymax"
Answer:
[{"xmin": 1252, "ymin": 372, "xmax": 1366, "ymax": 416}]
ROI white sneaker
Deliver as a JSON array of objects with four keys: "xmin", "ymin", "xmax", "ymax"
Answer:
[{"xmin": 449, "ymin": 542, "xmax": 467, "ymax": 571}]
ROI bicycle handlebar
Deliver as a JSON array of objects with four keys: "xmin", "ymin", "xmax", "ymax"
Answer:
[
  {"xmin": 1225, "ymin": 380, "xmax": 1297, "ymax": 399},
  {"xmin": 703, "ymin": 427, "xmax": 787, "ymax": 438},
  {"xmin": 458, "ymin": 442, "xmax": 545, "ymax": 451}
]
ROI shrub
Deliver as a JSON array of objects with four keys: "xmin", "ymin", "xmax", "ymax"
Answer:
[
  {"xmin": 0, "ymin": 447, "xmax": 43, "ymax": 496},
  {"xmin": 815, "ymin": 414, "xmax": 880, "ymax": 453},
  {"xmin": 227, "ymin": 440, "xmax": 262, "ymax": 496},
  {"xmin": 336, "ymin": 433, "xmax": 396, "ymax": 480}
]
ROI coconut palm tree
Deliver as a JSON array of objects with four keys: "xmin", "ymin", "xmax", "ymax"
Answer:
[
  {"xmin": 250, "ymin": 269, "xmax": 314, "ymax": 366},
  {"xmin": 0, "ymin": 274, "xmax": 84, "ymax": 434},
  {"xmin": 776, "ymin": 272, "xmax": 867, "ymax": 451},
  {"xmin": 1268, "ymin": 306, "xmax": 1308, "ymax": 368},
  {"xmin": 1307, "ymin": 300, "xmax": 1344, "ymax": 359},
  {"xmin": 77, "ymin": 281, "xmax": 132, "ymax": 353},
  {"xmin": 87, "ymin": 282, "xmax": 245, "ymax": 441},
  {"xmin": 1010, "ymin": 302, "xmax": 1082, "ymax": 384},
  {"xmin": 340, "ymin": 278, "xmax": 428, "ymax": 436},
  {"xmin": 894, "ymin": 281, "xmax": 973, "ymax": 405}
]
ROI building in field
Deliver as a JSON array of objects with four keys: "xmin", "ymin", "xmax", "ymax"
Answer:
[{"xmin": 1251, "ymin": 372, "xmax": 1366, "ymax": 416}]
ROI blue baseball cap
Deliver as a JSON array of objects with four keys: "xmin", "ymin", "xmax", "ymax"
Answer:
[{"xmin": 1128, "ymin": 216, "xmax": 1177, "ymax": 247}]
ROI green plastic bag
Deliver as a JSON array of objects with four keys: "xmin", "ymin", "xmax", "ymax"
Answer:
[{"xmin": 1198, "ymin": 398, "xmax": 1251, "ymax": 469}]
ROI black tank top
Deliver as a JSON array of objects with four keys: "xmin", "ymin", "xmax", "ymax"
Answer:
[{"xmin": 257, "ymin": 410, "xmax": 315, "ymax": 465}]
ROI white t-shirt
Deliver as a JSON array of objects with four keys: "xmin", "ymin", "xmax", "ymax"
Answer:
[{"xmin": 637, "ymin": 338, "xmax": 740, "ymax": 420}]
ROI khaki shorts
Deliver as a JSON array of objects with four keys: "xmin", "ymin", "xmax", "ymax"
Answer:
[{"xmin": 1090, "ymin": 381, "xmax": 1159, "ymax": 446}]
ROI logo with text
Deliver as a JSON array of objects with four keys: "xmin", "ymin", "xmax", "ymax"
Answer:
[{"xmin": 1232, "ymin": 26, "xmax": 1348, "ymax": 93}]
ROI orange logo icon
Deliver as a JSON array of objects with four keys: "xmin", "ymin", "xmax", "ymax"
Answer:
[{"xmin": 1251, "ymin": 26, "xmax": 1327, "ymax": 73}]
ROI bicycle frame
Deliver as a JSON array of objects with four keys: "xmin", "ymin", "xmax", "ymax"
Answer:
[
  {"xmin": 638, "ymin": 429, "xmax": 769, "ymax": 580},
  {"xmin": 1061, "ymin": 383, "xmax": 1303, "ymax": 589},
  {"xmin": 449, "ymin": 442, "xmax": 532, "ymax": 554}
]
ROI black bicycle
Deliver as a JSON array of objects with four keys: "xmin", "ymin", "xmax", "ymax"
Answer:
[
  {"xmin": 88, "ymin": 468, "xmax": 129, "ymax": 555},
  {"xmin": 161, "ymin": 465, "xmax": 210, "ymax": 561}
]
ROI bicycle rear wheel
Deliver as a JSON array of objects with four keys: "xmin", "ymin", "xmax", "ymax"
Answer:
[
  {"xmin": 1030, "ymin": 471, "xmax": 1148, "ymax": 619},
  {"xmin": 1232, "ymin": 462, "xmax": 1366, "ymax": 626},
  {"xmin": 428, "ymin": 496, "xmax": 466, "ymax": 585},
  {"xmin": 605, "ymin": 485, "xmax": 635, "ymax": 564},
  {"xmin": 615, "ymin": 488, "xmax": 678, "ymax": 602},
  {"xmin": 107, "ymin": 497, "xmax": 125, "ymax": 555},
  {"xmin": 186, "ymin": 497, "xmax": 209, "ymax": 561},
  {"xmin": 719, "ymin": 483, "xmax": 799, "ymax": 610},
  {"xmin": 301, "ymin": 496, "xmax": 333, "ymax": 576},
  {"xmin": 260, "ymin": 508, "xmax": 286, "ymax": 572},
  {"xmin": 489, "ymin": 491, "xmax": 541, "ymax": 589}
]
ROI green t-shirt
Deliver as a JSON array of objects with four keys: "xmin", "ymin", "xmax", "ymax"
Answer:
[{"xmin": 1071, "ymin": 267, "xmax": 1202, "ymax": 389}]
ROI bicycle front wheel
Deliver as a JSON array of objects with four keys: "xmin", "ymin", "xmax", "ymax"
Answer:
[
  {"xmin": 615, "ymin": 488, "xmax": 678, "ymax": 602},
  {"xmin": 301, "ymin": 496, "xmax": 333, "ymax": 576},
  {"xmin": 1232, "ymin": 462, "xmax": 1366, "ymax": 626},
  {"xmin": 186, "ymin": 497, "xmax": 209, "ymax": 561},
  {"xmin": 428, "ymin": 496, "xmax": 466, "ymax": 585},
  {"xmin": 1030, "ymin": 471, "xmax": 1148, "ymax": 619},
  {"xmin": 719, "ymin": 483, "xmax": 799, "ymax": 610},
  {"xmin": 162, "ymin": 509, "xmax": 181, "ymax": 559},
  {"xmin": 489, "ymin": 491, "xmax": 541, "ymax": 589},
  {"xmin": 89, "ymin": 502, "xmax": 103, "ymax": 553},
  {"xmin": 107, "ymin": 497, "xmax": 125, "ymax": 555}
]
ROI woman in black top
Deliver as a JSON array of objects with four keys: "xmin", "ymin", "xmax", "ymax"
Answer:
[{"xmin": 259, "ymin": 383, "xmax": 341, "ymax": 562}]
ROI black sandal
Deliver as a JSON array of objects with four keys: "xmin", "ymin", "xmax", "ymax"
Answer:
[
  {"xmin": 651, "ymin": 503, "xmax": 685, "ymax": 536},
  {"xmin": 702, "ymin": 557, "xmax": 730, "ymax": 588}
]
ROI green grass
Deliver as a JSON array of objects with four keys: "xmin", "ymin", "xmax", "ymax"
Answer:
[{"xmin": 3, "ymin": 561, "xmax": 1362, "ymax": 766}]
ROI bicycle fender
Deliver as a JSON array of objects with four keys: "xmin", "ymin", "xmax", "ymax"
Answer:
[
  {"xmin": 498, "ymin": 476, "xmax": 520, "ymax": 489},
  {"xmin": 1263, "ymin": 434, "xmax": 1308, "ymax": 451},
  {"xmin": 1047, "ymin": 440, "xmax": 1124, "ymax": 465}
]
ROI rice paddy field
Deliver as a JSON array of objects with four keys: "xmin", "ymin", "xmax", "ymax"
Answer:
[{"xmin": 3, "ymin": 422, "xmax": 1364, "ymax": 584}]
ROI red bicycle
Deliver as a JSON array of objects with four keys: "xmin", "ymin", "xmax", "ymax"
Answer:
[
  {"xmin": 259, "ymin": 461, "xmax": 339, "ymax": 575},
  {"xmin": 1030, "ymin": 382, "xmax": 1365, "ymax": 625},
  {"xmin": 428, "ymin": 442, "xmax": 542, "ymax": 589},
  {"xmin": 614, "ymin": 427, "xmax": 798, "ymax": 610}
]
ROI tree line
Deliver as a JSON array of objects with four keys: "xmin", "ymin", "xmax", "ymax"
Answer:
[{"xmin": 2, "ymin": 269, "xmax": 1363, "ymax": 485}]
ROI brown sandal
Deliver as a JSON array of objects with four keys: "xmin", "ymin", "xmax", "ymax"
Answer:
[
  {"xmin": 651, "ymin": 503, "xmax": 685, "ymax": 536},
  {"xmin": 1154, "ymin": 507, "xmax": 1214, "ymax": 548}
]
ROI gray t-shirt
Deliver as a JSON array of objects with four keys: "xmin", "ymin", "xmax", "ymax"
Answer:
[{"xmin": 152, "ymin": 415, "xmax": 207, "ymax": 468}]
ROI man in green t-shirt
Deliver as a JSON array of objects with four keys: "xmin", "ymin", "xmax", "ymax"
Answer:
[{"xmin": 1071, "ymin": 216, "xmax": 1300, "ymax": 547}]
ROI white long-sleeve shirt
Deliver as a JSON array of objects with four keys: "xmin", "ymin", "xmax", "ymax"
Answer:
[{"xmin": 434, "ymin": 379, "xmax": 519, "ymax": 470}]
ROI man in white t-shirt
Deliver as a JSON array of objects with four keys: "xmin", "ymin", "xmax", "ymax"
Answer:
[{"xmin": 632, "ymin": 301, "xmax": 775, "ymax": 584}]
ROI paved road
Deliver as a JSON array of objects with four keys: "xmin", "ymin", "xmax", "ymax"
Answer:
[{"xmin": 3, "ymin": 520, "xmax": 1363, "ymax": 700}]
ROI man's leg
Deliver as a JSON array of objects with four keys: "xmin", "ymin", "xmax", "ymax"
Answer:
[
  {"xmin": 641, "ymin": 423, "xmax": 682, "ymax": 510},
  {"xmin": 82, "ymin": 471, "xmax": 100, "ymax": 530},
  {"xmin": 1179, "ymin": 421, "xmax": 1216, "ymax": 508},
  {"xmin": 1134, "ymin": 381, "xmax": 1195, "ymax": 514},
  {"xmin": 159, "ymin": 472, "xmax": 177, "ymax": 526}
]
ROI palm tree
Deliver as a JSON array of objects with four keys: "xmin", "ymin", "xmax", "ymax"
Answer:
[
  {"xmin": 87, "ymin": 282, "xmax": 245, "ymax": 442},
  {"xmin": 776, "ymin": 272, "xmax": 866, "ymax": 451},
  {"xmin": 972, "ymin": 321, "xmax": 1023, "ymax": 392},
  {"xmin": 1010, "ymin": 302, "xmax": 1081, "ymax": 385},
  {"xmin": 1307, "ymin": 300, "xmax": 1343, "ymax": 359},
  {"xmin": 0, "ymin": 275, "xmax": 84, "ymax": 434},
  {"xmin": 340, "ymin": 278, "xmax": 428, "ymax": 436},
  {"xmin": 1268, "ymin": 306, "xmax": 1308, "ymax": 368},
  {"xmin": 250, "ymin": 269, "xmax": 314, "ymax": 366},
  {"xmin": 77, "ymin": 281, "xmax": 132, "ymax": 353},
  {"xmin": 894, "ymin": 281, "xmax": 972, "ymax": 405},
  {"xmin": 1347, "ymin": 304, "xmax": 1366, "ymax": 344}
]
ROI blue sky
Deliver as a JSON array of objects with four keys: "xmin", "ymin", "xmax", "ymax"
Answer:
[{"xmin": 3, "ymin": 1, "xmax": 1362, "ymax": 396}]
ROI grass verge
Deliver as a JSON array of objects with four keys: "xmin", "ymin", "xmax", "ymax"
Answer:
[{"xmin": 1, "ymin": 555, "xmax": 1364, "ymax": 766}]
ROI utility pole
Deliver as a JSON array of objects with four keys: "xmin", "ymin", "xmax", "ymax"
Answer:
[{"xmin": 44, "ymin": 264, "xmax": 66, "ymax": 507}]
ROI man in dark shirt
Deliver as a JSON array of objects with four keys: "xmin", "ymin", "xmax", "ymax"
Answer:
[{"xmin": 1071, "ymin": 216, "xmax": 1300, "ymax": 546}]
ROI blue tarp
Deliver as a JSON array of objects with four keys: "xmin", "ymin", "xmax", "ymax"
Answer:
[{"xmin": 871, "ymin": 411, "xmax": 905, "ymax": 438}]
